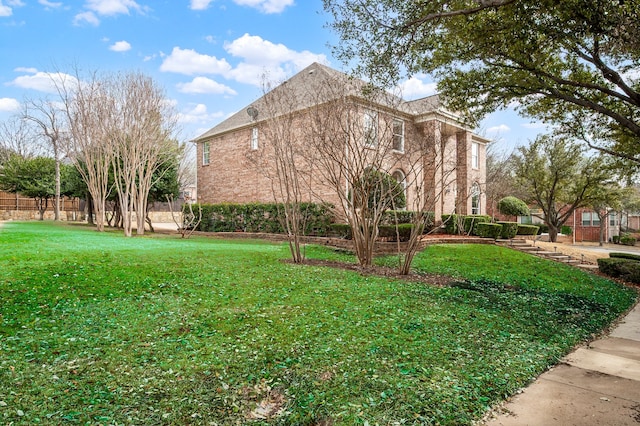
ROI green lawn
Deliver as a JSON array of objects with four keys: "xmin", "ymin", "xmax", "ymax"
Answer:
[{"xmin": 0, "ymin": 222, "xmax": 636, "ymax": 425}]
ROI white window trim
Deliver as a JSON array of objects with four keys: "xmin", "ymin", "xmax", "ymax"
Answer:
[
  {"xmin": 392, "ymin": 119, "xmax": 404, "ymax": 153},
  {"xmin": 202, "ymin": 141, "xmax": 210, "ymax": 165},
  {"xmin": 471, "ymin": 142, "xmax": 479, "ymax": 170},
  {"xmin": 251, "ymin": 127, "xmax": 259, "ymax": 150},
  {"xmin": 363, "ymin": 110, "xmax": 378, "ymax": 148}
]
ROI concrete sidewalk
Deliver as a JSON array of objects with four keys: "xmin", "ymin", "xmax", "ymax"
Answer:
[{"xmin": 483, "ymin": 303, "xmax": 640, "ymax": 425}]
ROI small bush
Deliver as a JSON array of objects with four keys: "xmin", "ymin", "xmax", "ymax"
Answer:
[
  {"xmin": 463, "ymin": 215, "xmax": 491, "ymax": 235},
  {"xmin": 378, "ymin": 224, "xmax": 420, "ymax": 241},
  {"xmin": 497, "ymin": 196, "xmax": 529, "ymax": 217},
  {"xmin": 537, "ymin": 224, "xmax": 549, "ymax": 235},
  {"xmin": 598, "ymin": 258, "xmax": 640, "ymax": 283},
  {"xmin": 441, "ymin": 214, "xmax": 460, "ymax": 235},
  {"xmin": 517, "ymin": 224, "xmax": 540, "ymax": 236},
  {"xmin": 620, "ymin": 233, "xmax": 637, "ymax": 246},
  {"xmin": 613, "ymin": 235, "xmax": 621, "ymax": 244},
  {"xmin": 497, "ymin": 221, "xmax": 519, "ymax": 239},
  {"xmin": 381, "ymin": 211, "xmax": 435, "ymax": 233},
  {"xmin": 475, "ymin": 222, "xmax": 503, "ymax": 239},
  {"xmin": 561, "ymin": 225, "xmax": 573, "ymax": 235},
  {"xmin": 191, "ymin": 202, "xmax": 334, "ymax": 235},
  {"xmin": 610, "ymin": 252, "xmax": 640, "ymax": 262},
  {"xmin": 330, "ymin": 223, "xmax": 352, "ymax": 239}
]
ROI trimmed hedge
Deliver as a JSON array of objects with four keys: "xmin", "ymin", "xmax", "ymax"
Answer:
[
  {"xmin": 517, "ymin": 224, "xmax": 540, "ymax": 236},
  {"xmin": 598, "ymin": 258, "xmax": 640, "ymax": 284},
  {"xmin": 191, "ymin": 202, "xmax": 334, "ymax": 235},
  {"xmin": 330, "ymin": 223, "xmax": 352, "ymax": 239},
  {"xmin": 441, "ymin": 214, "xmax": 461, "ymax": 235},
  {"xmin": 621, "ymin": 235, "xmax": 637, "ymax": 246},
  {"xmin": 463, "ymin": 215, "xmax": 491, "ymax": 235},
  {"xmin": 381, "ymin": 210, "xmax": 435, "ymax": 233},
  {"xmin": 441, "ymin": 214, "xmax": 491, "ymax": 235},
  {"xmin": 497, "ymin": 221, "xmax": 519, "ymax": 239},
  {"xmin": 475, "ymin": 222, "xmax": 503, "ymax": 239},
  {"xmin": 610, "ymin": 252, "xmax": 640, "ymax": 261},
  {"xmin": 537, "ymin": 224, "xmax": 549, "ymax": 235},
  {"xmin": 561, "ymin": 225, "xmax": 573, "ymax": 236},
  {"xmin": 378, "ymin": 224, "xmax": 421, "ymax": 241}
]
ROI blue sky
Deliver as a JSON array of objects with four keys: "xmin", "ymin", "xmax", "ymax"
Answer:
[{"xmin": 0, "ymin": 0, "xmax": 548, "ymax": 151}]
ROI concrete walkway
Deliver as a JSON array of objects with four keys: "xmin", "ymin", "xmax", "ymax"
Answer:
[{"xmin": 484, "ymin": 302, "xmax": 640, "ymax": 425}]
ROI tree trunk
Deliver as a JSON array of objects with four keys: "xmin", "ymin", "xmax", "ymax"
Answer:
[
  {"xmin": 54, "ymin": 159, "xmax": 60, "ymax": 221},
  {"xmin": 86, "ymin": 193, "xmax": 94, "ymax": 225},
  {"xmin": 548, "ymin": 225, "xmax": 559, "ymax": 242}
]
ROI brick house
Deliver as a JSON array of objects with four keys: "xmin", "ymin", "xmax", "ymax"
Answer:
[{"xmin": 193, "ymin": 63, "xmax": 489, "ymax": 221}]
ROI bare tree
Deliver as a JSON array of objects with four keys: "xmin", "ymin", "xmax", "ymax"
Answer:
[
  {"xmin": 303, "ymin": 75, "xmax": 409, "ymax": 267},
  {"xmin": 22, "ymin": 98, "xmax": 67, "ymax": 221},
  {"xmin": 246, "ymin": 76, "xmax": 314, "ymax": 263},
  {"xmin": 0, "ymin": 115, "xmax": 42, "ymax": 163},
  {"xmin": 86, "ymin": 71, "xmax": 178, "ymax": 237},
  {"xmin": 55, "ymin": 70, "xmax": 113, "ymax": 232}
]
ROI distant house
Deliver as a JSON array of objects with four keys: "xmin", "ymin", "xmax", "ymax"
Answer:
[
  {"xmin": 193, "ymin": 63, "xmax": 489, "ymax": 221},
  {"xmin": 517, "ymin": 207, "xmax": 640, "ymax": 242}
]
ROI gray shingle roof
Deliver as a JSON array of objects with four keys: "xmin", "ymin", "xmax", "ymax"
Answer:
[{"xmin": 193, "ymin": 62, "xmax": 449, "ymax": 142}]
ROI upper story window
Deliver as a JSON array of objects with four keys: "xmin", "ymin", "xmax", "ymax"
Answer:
[
  {"xmin": 471, "ymin": 142, "xmax": 479, "ymax": 169},
  {"xmin": 202, "ymin": 141, "xmax": 210, "ymax": 165},
  {"xmin": 251, "ymin": 127, "xmax": 259, "ymax": 150},
  {"xmin": 363, "ymin": 110, "xmax": 378, "ymax": 147},
  {"xmin": 392, "ymin": 119, "xmax": 404, "ymax": 152}
]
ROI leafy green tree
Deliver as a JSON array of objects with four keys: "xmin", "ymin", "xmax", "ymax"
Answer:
[
  {"xmin": 498, "ymin": 196, "xmax": 529, "ymax": 219},
  {"xmin": 324, "ymin": 0, "xmax": 640, "ymax": 163},
  {"xmin": 588, "ymin": 183, "xmax": 626, "ymax": 246},
  {"xmin": 0, "ymin": 155, "xmax": 56, "ymax": 220},
  {"xmin": 514, "ymin": 135, "xmax": 610, "ymax": 242}
]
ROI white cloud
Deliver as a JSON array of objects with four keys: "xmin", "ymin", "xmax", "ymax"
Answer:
[
  {"xmin": 177, "ymin": 76, "xmax": 237, "ymax": 95},
  {"xmin": 397, "ymin": 75, "xmax": 438, "ymax": 100},
  {"xmin": 14, "ymin": 66, "xmax": 37, "ymax": 73},
  {"xmin": 85, "ymin": 0, "xmax": 141, "ymax": 16},
  {"xmin": 177, "ymin": 103, "xmax": 224, "ymax": 125},
  {"xmin": 0, "ymin": 97, "xmax": 20, "ymax": 111},
  {"xmin": 486, "ymin": 124, "xmax": 511, "ymax": 137},
  {"xmin": 160, "ymin": 47, "xmax": 232, "ymax": 76},
  {"xmin": 0, "ymin": 0, "xmax": 24, "ymax": 16},
  {"xmin": 38, "ymin": 0, "xmax": 62, "ymax": 8},
  {"xmin": 109, "ymin": 40, "xmax": 131, "ymax": 52},
  {"xmin": 233, "ymin": 0, "xmax": 293, "ymax": 14},
  {"xmin": 74, "ymin": 10, "xmax": 99, "ymax": 25},
  {"xmin": 0, "ymin": 4, "xmax": 12, "ymax": 17},
  {"xmin": 224, "ymin": 33, "xmax": 327, "ymax": 86},
  {"xmin": 190, "ymin": 0, "xmax": 213, "ymax": 10},
  {"xmin": 9, "ymin": 70, "xmax": 78, "ymax": 94}
]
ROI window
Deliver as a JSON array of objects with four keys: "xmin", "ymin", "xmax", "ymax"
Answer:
[
  {"xmin": 609, "ymin": 212, "xmax": 619, "ymax": 227},
  {"xmin": 392, "ymin": 119, "xmax": 404, "ymax": 152},
  {"xmin": 582, "ymin": 211, "xmax": 600, "ymax": 226},
  {"xmin": 363, "ymin": 110, "xmax": 378, "ymax": 147},
  {"xmin": 470, "ymin": 183, "xmax": 481, "ymax": 215},
  {"xmin": 392, "ymin": 170, "xmax": 407, "ymax": 205},
  {"xmin": 471, "ymin": 142, "xmax": 479, "ymax": 169},
  {"xmin": 251, "ymin": 127, "xmax": 258, "ymax": 150},
  {"xmin": 202, "ymin": 141, "xmax": 210, "ymax": 165},
  {"xmin": 519, "ymin": 215, "xmax": 533, "ymax": 224}
]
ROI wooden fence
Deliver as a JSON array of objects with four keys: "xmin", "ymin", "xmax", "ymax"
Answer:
[{"xmin": 0, "ymin": 191, "xmax": 80, "ymax": 212}]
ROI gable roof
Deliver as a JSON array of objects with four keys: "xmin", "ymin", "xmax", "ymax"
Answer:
[{"xmin": 193, "ymin": 62, "xmax": 465, "ymax": 142}]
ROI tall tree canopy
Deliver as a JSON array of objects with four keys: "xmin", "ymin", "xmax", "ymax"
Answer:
[
  {"xmin": 324, "ymin": 0, "xmax": 640, "ymax": 163},
  {"xmin": 513, "ymin": 135, "xmax": 610, "ymax": 242}
]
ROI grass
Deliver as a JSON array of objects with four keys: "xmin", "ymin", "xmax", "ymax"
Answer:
[{"xmin": 0, "ymin": 222, "xmax": 636, "ymax": 425}]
